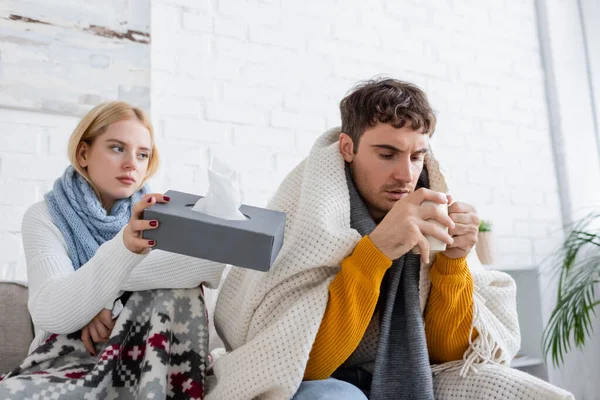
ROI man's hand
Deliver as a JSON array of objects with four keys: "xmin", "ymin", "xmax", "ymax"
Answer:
[
  {"xmin": 369, "ymin": 188, "xmax": 455, "ymax": 264},
  {"xmin": 81, "ymin": 309, "xmax": 115, "ymax": 356},
  {"xmin": 442, "ymin": 201, "xmax": 479, "ymax": 259}
]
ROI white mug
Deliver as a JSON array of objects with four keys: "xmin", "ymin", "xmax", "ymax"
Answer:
[{"xmin": 411, "ymin": 200, "xmax": 449, "ymax": 255}]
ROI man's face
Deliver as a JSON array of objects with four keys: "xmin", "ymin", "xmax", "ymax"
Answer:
[{"xmin": 340, "ymin": 122, "xmax": 430, "ymax": 221}]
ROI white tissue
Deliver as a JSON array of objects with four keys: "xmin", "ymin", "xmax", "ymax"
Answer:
[{"xmin": 192, "ymin": 157, "xmax": 247, "ymax": 220}]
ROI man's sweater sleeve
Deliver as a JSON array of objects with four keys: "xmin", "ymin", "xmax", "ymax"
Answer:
[
  {"xmin": 425, "ymin": 253, "xmax": 475, "ymax": 364},
  {"xmin": 304, "ymin": 238, "xmax": 476, "ymax": 379},
  {"xmin": 304, "ymin": 236, "xmax": 391, "ymax": 380}
]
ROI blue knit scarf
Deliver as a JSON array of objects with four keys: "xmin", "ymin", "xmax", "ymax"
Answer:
[{"xmin": 45, "ymin": 166, "xmax": 147, "ymax": 270}]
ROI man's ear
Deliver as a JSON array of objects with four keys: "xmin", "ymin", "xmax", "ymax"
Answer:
[
  {"xmin": 339, "ymin": 133, "xmax": 355, "ymax": 163},
  {"xmin": 77, "ymin": 142, "xmax": 90, "ymax": 168}
]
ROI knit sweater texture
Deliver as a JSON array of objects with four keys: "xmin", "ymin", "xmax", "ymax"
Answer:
[
  {"xmin": 304, "ymin": 237, "xmax": 474, "ymax": 380},
  {"xmin": 210, "ymin": 128, "xmax": 521, "ymax": 400},
  {"xmin": 22, "ymin": 201, "xmax": 224, "ymax": 353}
]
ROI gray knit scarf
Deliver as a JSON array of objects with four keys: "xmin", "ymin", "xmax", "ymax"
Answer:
[{"xmin": 343, "ymin": 164, "xmax": 434, "ymax": 400}]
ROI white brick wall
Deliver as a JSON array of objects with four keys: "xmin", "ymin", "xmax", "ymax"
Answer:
[
  {"xmin": 151, "ymin": 0, "xmax": 562, "ymax": 270},
  {"xmin": 0, "ymin": 0, "xmax": 150, "ymax": 280},
  {"xmin": 0, "ymin": 108, "xmax": 77, "ymax": 281}
]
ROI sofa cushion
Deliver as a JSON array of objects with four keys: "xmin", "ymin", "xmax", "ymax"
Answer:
[{"xmin": 0, "ymin": 282, "xmax": 33, "ymax": 374}]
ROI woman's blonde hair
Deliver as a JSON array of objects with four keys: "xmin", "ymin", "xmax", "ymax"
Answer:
[{"xmin": 68, "ymin": 101, "xmax": 160, "ymax": 197}]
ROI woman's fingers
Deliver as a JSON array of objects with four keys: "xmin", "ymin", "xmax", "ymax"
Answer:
[
  {"xmin": 130, "ymin": 236, "xmax": 156, "ymax": 249},
  {"xmin": 125, "ymin": 193, "xmax": 167, "ymax": 253},
  {"xmin": 81, "ymin": 326, "xmax": 96, "ymax": 356},
  {"xmin": 123, "ymin": 230, "xmax": 156, "ymax": 253},
  {"xmin": 98, "ymin": 309, "xmax": 115, "ymax": 330},
  {"xmin": 129, "ymin": 193, "xmax": 166, "ymax": 233},
  {"xmin": 155, "ymin": 193, "xmax": 171, "ymax": 204},
  {"xmin": 131, "ymin": 193, "xmax": 169, "ymax": 219},
  {"xmin": 88, "ymin": 322, "xmax": 102, "ymax": 343},
  {"xmin": 93, "ymin": 319, "xmax": 110, "ymax": 342},
  {"xmin": 129, "ymin": 219, "xmax": 159, "ymax": 233},
  {"xmin": 131, "ymin": 195, "xmax": 153, "ymax": 219}
]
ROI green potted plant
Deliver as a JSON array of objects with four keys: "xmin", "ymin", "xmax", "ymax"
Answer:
[
  {"xmin": 476, "ymin": 219, "xmax": 494, "ymax": 265},
  {"xmin": 543, "ymin": 212, "xmax": 600, "ymax": 367}
]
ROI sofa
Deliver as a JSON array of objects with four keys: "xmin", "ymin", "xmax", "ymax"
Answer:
[
  {"xmin": 0, "ymin": 281, "xmax": 574, "ymax": 399},
  {"xmin": 0, "ymin": 281, "xmax": 34, "ymax": 374}
]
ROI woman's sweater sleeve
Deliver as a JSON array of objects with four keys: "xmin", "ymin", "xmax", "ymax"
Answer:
[
  {"xmin": 22, "ymin": 204, "xmax": 147, "ymax": 335},
  {"xmin": 121, "ymin": 250, "xmax": 225, "ymax": 291}
]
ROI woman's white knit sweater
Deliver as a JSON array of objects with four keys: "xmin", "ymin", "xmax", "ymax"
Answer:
[{"xmin": 22, "ymin": 201, "xmax": 225, "ymax": 353}]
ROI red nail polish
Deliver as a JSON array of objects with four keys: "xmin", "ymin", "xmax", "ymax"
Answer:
[
  {"xmin": 147, "ymin": 197, "xmax": 152, "ymax": 203},
  {"xmin": 163, "ymin": 195, "xmax": 171, "ymax": 201},
  {"xmin": 148, "ymin": 240, "xmax": 155, "ymax": 246},
  {"xmin": 149, "ymin": 220, "xmax": 157, "ymax": 227}
]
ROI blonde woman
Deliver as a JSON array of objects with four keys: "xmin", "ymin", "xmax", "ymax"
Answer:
[{"xmin": 0, "ymin": 101, "xmax": 223, "ymax": 399}]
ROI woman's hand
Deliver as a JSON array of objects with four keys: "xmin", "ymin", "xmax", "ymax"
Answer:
[
  {"xmin": 123, "ymin": 193, "xmax": 170, "ymax": 254},
  {"xmin": 81, "ymin": 308, "xmax": 114, "ymax": 356}
]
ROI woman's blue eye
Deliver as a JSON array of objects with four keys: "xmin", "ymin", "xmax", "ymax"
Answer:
[
  {"xmin": 110, "ymin": 145, "xmax": 124, "ymax": 153},
  {"xmin": 138, "ymin": 153, "xmax": 149, "ymax": 160}
]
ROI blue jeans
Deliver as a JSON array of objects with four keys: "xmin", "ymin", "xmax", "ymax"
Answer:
[{"xmin": 293, "ymin": 378, "xmax": 367, "ymax": 400}]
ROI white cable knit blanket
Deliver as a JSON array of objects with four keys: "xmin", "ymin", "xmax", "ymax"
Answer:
[{"xmin": 209, "ymin": 128, "xmax": 521, "ymax": 400}]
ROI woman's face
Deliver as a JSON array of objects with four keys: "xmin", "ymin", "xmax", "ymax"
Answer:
[{"xmin": 77, "ymin": 119, "xmax": 152, "ymax": 208}]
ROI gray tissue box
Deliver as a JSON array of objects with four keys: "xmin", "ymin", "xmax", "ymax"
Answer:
[{"xmin": 142, "ymin": 190, "xmax": 286, "ymax": 272}]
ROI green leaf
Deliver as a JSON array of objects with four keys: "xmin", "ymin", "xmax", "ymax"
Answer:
[
  {"xmin": 479, "ymin": 220, "xmax": 492, "ymax": 232},
  {"xmin": 542, "ymin": 212, "xmax": 600, "ymax": 368}
]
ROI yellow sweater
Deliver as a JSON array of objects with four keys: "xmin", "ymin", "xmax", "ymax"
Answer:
[{"xmin": 304, "ymin": 235, "xmax": 474, "ymax": 380}]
